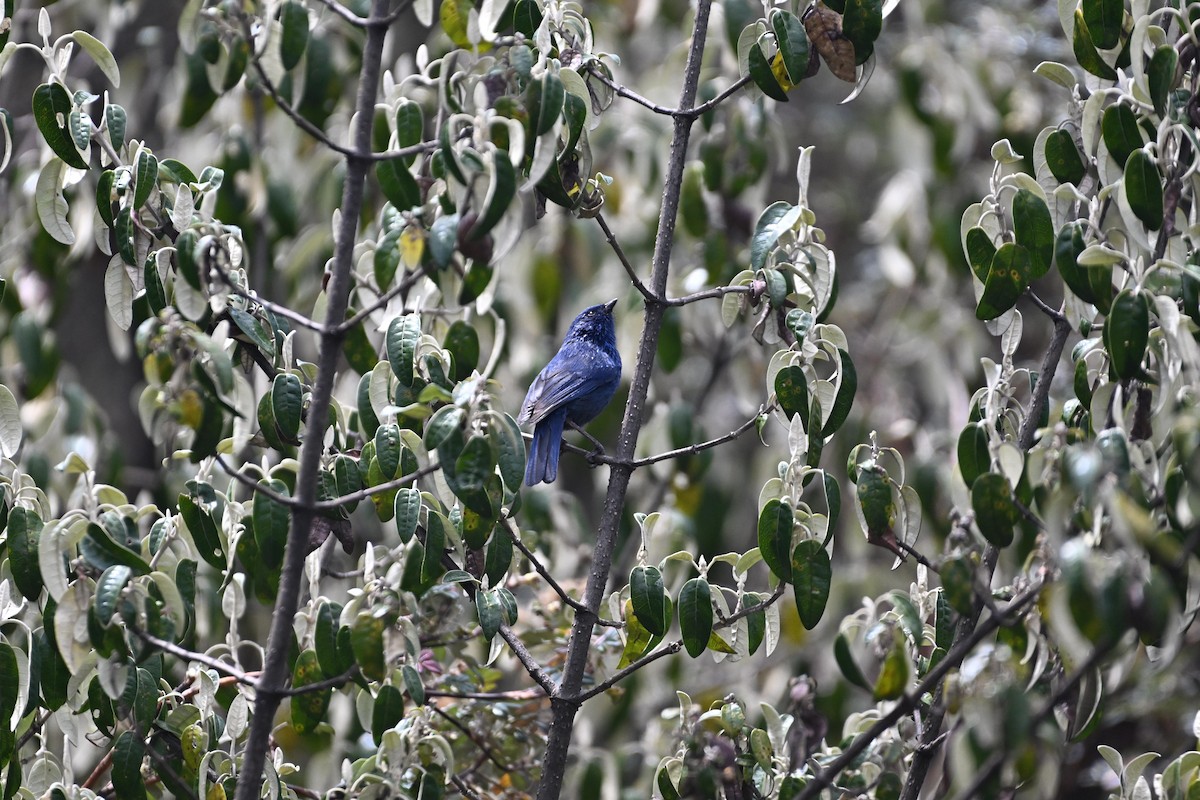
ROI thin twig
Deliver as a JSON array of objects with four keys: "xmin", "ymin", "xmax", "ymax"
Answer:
[
  {"xmin": 1018, "ymin": 313, "xmax": 1072, "ymax": 450},
  {"xmin": 498, "ymin": 625, "xmax": 556, "ymax": 695},
  {"xmin": 587, "ymin": 67, "xmax": 750, "ymax": 119},
  {"xmin": 595, "ymin": 212, "xmax": 656, "ymax": 301},
  {"xmin": 1024, "ymin": 289, "xmax": 1065, "ymax": 322},
  {"xmin": 16, "ymin": 709, "xmax": 50, "ymax": 751},
  {"xmin": 130, "ymin": 627, "xmax": 258, "ymax": 687},
  {"xmin": 430, "ymin": 705, "xmax": 515, "ymax": 773},
  {"xmin": 498, "ymin": 516, "xmax": 622, "ymax": 627},
  {"xmin": 425, "ymin": 688, "xmax": 546, "ymax": 701},
  {"xmin": 246, "ymin": 34, "xmax": 435, "ymax": 163},
  {"xmin": 664, "ymin": 283, "xmax": 754, "ymax": 307},
  {"xmin": 275, "ymin": 667, "xmax": 359, "ymax": 697},
  {"xmin": 335, "ymin": 263, "xmax": 432, "ymax": 334},
  {"xmin": 313, "ymin": 461, "xmax": 441, "ymax": 509},
  {"xmin": 689, "ymin": 75, "xmax": 753, "ymax": 116},
  {"xmin": 215, "ymin": 455, "xmax": 304, "ymax": 508},
  {"xmin": 451, "ymin": 774, "xmax": 485, "ymax": 800},
  {"xmin": 571, "ymin": 405, "xmax": 766, "ymax": 468},
  {"xmin": 575, "ymin": 582, "xmax": 786, "ymax": 703}
]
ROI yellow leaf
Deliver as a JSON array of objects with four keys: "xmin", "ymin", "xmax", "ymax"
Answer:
[{"xmin": 400, "ymin": 226, "xmax": 425, "ymax": 269}]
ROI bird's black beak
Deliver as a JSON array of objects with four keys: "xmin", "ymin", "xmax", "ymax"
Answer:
[{"xmin": 603, "ymin": 298, "xmax": 618, "ymax": 313}]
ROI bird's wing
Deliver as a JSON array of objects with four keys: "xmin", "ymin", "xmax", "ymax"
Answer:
[{"xmin": 518, "ymin": 353, "xmax": 614, "ymax": 426}]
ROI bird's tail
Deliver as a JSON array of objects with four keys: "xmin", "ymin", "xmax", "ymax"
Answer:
[{"xmin": 525, "ymin": 411, "xmax": 567, "ymax": 485}]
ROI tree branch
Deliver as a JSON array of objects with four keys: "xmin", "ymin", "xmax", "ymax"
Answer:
[
  {"xmin": 663, "ymin": 283, "xmax": 754, "ymax": 307},
  {"xmin": 595, "ymin": 212, "xmax": 657, "ymax": 302},
  {"xmin": 233, "ymin": 2, "xmax": 392, "ymax": 797},
  {"xmin": 130, "ymin": 627, "xmax": 258, "ymax": 687},
  {"xmin": 1018, "ymin": 312, "xmax": 1072, "ymax": 451},
  {"xmin": 498, "ymin": 625, "xmax": 556, "ymax": 696},
  {"xmin": 499, "ymin": 516, "xmax": 622, "ymax": 627},
  {"xmin": 535, "ymin": 6, "xmax": 717, "ymax": 797},
  {"xmin": 313, "ymin": 461, "xmax": 441, "ymax": 510}
]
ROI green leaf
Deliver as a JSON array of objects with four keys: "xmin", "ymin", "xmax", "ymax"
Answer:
[
  {"xmin": 774, "ymin": 365, "xmax": 809, "ymax": 420},
  {"xmin": 970, "ymin": 472, "xmax": 1018, "ymax": 547},
  {"xmin": 158, "ymin": 158, "xmax": 197, "ymax": 185},
  {"xmin": 842, "ymin": 0, "xmax": 883, "ymax": 65},
  {"xmin": 1073, "ymin": 10, "xmax": 1117, "ymax": 81},
  {"xmin": 791, "ymin": 540, "xmax": 831, "ymax": 630},
  {"xmin": 444, "ymin": 321, "xmax": 480, "ymax": 382},
  {"xmin": 428, "ymin": 214, "xmax": 459, "ymax": 268},
  {"xmin": 424, "ymin": 406, "xmax": 465, "ymax": 451},
  {"xmin": 291, "ymin": 650, "xmax": 330, "ymax": 734},
  {"xmin": 874, "ymin": 637, "xmax": 909, "ymax": 700},
  {"xmin": 8, "ymin": 507, "xmax": 44, "ymax": 602},
  {"xmin": 630, "ymin": 566, "xmax": 668, "ymax": 637},
  {"xmin": 94, "ymin": 565, "xmax": 133, "ymax": 625},
  {"xmin": 351, "ymin": 613, "xmax": 387, "ymax": 682},
  {"xmin": 229, "ymin": 308, "xmax": 275, "ymax": 355},
  {"xmin": 1124, "ymin": 150, "xmax": 1163, "ymax": 231},
  {"xmin": 484, "ymin": 525, "xmax": 513, "ymax": 586},
  {"xmin": 280, "ymin": 0, "xmax": 310, "ymax": 71},
  {"xmin": 394, "ymin": 487, "xmax": 421, "ymax": 543},
  {"xmin": 956, "ymin": 422, "xmax": 990, "ymax": 488},
  {"xmin": 823, "ymin": 349, "xmax": 857, "ymax": 436},
  {"xmin": 834, "ymin": 632, "xmax": 871, "ymax": 690},
  {"xmin": 772, "ymin": 10, "xmax": 810, "ymax": 84},
  {"xmin": 447, "ymin": 434, "xmax": 495, "ymax": 515},
  {"xmin": 751, "ymin": 201, "xmax": 793, "ymax": 270},
  {"xmin": 489, "ymin": 412, "xmax": 526, "ymax": 490},
  {"xmin": 1105, "ymin": 289, "xmax": 1149, "ymax": 380},
  {"xmin": 111, "ymin": 730, "xmax": 147, "ymax": 800},
  {"xmin": 377, "ymin": 159, "xmax": 421, "ymax": 212},
  {"xmin": 315, "ymin": 601, "xmax": 348, "ymax": 678},
  {"xmin": 271, "ymin": 373, "xmax": 303, "ymax": 441},
  {"xmin": 476, "ymin": 589, "xmax": 503, "ymax": 641},
  {"xmin": 32, "ymin": 83, "xmax": 88, "ymax": 169},
  {"xmin": 471, "ymin": 151, "xmax": 516, "ymax": 241},
  {"xmin": 965, "ymin": 227, "xmax": 996, "ymax": 283},
  {"xmin": 372, "ymin": 685, "xmax": 405, "ymax": 743},
  {"xmin": 81, "ymin": 522, "xmax": 152, "ymax": 574},
  {"xmin": 133, "ymin": 148, "xmax": 157, "ymax": 210},
  {"xmin": 856, "ymin": 465, "xmax": 895, "ymax": 541},
  {"xmin": 679, "ymin": 577, "xmax": 713, "ymax": 658},
  {"xmin": 395, "ymin": 102, "xmax": 423, "ymax": 166},
  {"xmin": 976, "ymin": 242, "xmax": 1031, "ymax": 320},
  {"xmin": 178, "ymin": 491, "xmax": 225, "ymax": 570},
  {"xmin": 375, "ymin": 227, "xmax": 402, "ymax": 291},
  {"xmin": 757, "ymin": 499, "xmax": 793, "ymax": 582},
  {"xmin": 1101, "ymin": 103, "xmax": 1141, "ymax": 167},
  {"xmin": 253, "ymin": 479, "xmax": 291, "ymax": 571},
  {"xmin": 386, "ymin": 314, "xmax": 421, "ymax": 385},
  {"xmin": 106, "ymin": 103, "xmax": 127, "ymax": 151},
  {"xmin": 748, "ymin": 40, "xmax": 788, "ymax": 102},
  {"xmin": 1044, "ymin": 130, "xmax": 1086, "ymax": 185},
  {"xmin": 1082, "ymin": 0, "xmax": 1123, "ymax": 50},
  {"xmin": 1055, "ymin": 221, "xmax": 1098, "ymax": 304},
  {"xmin": 375, "ymin": 423, "xmax": 401, "ymax": 479},
  {"xmin": 1148, "ymin": 45, "xmax": 1178, "ymax": 117},
  {"xmin": 1012, "ymin": 189, "xmax": 1054, "ymax": 279}
]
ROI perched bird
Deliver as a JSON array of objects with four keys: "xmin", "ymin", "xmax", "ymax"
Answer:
[{"xmin": 519, "ymin": 299, "xmax": 622, "ymax": 485}]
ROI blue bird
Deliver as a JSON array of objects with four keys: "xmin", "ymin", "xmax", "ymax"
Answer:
[{"xmin": 519, "ymin": 299, "xmax": 622, "ymax": 485}]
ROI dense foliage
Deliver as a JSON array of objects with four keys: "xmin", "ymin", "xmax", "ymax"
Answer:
[{"xmin": 0, "ymin": 0, "xmax": 1198, "ymax": 799}]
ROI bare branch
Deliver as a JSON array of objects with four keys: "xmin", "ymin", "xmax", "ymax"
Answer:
[
  {"xmin": 430, "ymin": 704, "xmax": 516, "ymax": 773},
  {"xmin": 689, "ymin": 75, "xmax": 752, "ymax": 117},
  {"xmin": 664, "ymin": 283, "xmax": 754, "ymax": 307},
  {"xmin": 595, "ymin": 212, "xmax": 657, "ymax": 302},
  {"xmin": 215, "ymin": 455, "xmax": 305, "ymax": 509},
  {"xmin": 499, "ymin": 516, "xmax": 622, "ymax": 627},
  {"xmin": 498, "ymin": 625, "xmax": 556, "ymax": 695},
  {"xmin": 275, "ymin": 667, "xmax": 359, "ymax": 697},
  {"xmin": 573, "ymin": 642, "xmax": 684, "ymax": 703},
  {"xmin": 425, "ymin": 688, "xmax": 546, "ymax": 702},
  {"xmin": 130, "ymin": 627, "xmax": 259, "ymax": 687},
  {"xmin": 313, "ymin": 461, "xmax": 441, "ymax": 510},
  {"xmin": 1018, "ymin": 313, "xmax": 1072, "ymax": 450},
  {"xmin": 334, "ymin": 263, "xmax": 432, "ymax": 334}
]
